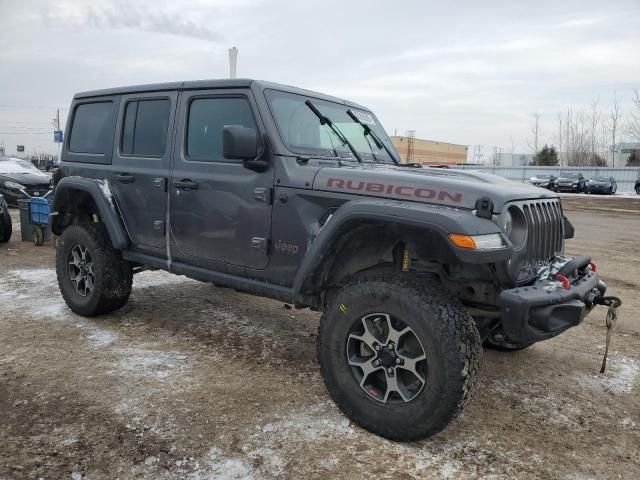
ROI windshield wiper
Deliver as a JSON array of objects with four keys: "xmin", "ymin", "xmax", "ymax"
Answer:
[
  {"xmin": 346, "ymin": 109, "xmax": 399, "ymax": 165},
  {"xmin": 305, "ymin": 100, "xmax": 362, "ymax": 163}
]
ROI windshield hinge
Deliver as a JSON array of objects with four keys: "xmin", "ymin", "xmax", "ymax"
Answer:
[{"xmin": 475, "ymin": 197, "xmax": 494, "ymax": 219}]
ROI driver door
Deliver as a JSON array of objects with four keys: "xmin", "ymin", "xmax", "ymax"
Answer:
[{"xmin": 169, "ymin": 89, "xmax": 273, "ymax": 269}]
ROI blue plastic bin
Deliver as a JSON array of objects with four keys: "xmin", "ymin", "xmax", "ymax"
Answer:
[{"xmin": 29, "ymin": 197, "xmax": 50, "ymax": 225}]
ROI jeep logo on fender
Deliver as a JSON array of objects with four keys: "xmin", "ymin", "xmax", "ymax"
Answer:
[
  {"xmin": 326, "ymin": 178, "xmax": 463, "ymax": 203},
  {"xmin": 274, "ymin": 239, "xmax": 300, "ymax": 255}
]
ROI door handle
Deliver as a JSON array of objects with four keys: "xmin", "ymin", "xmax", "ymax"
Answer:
[
  {"xmin": 172, "ymin": 179, "xmax": 199, "ymax": 190},
  {"xmin": 114, "ymin": 173, "xmax": 135, "ymax": 183}
]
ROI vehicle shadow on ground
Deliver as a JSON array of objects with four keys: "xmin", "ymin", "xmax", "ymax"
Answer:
[{"xmin": 103, "ymin": 279, "xmax": 320, "ymax": 369}]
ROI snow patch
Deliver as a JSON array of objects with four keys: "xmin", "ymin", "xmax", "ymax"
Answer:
[
  {"xmin": 621, "ymin": 416, "xmax": 636, "ymax": 428},
  {"xmin": 10, "ymin": 267, "xmax": 58, "ymax": 285},
  {"xmin": 87, "ymin": 330, "xmax": 118, "ymax": 348},
  {"xmin": 133, "ymin": 270, "xmax": 194, "ymax": 289},
  {"xmin": 188, "ymin": 448, "xmax": 256, "ymax": 480},
  {"xmin": 96, "ymin": 178, "xmax": 114, "ymax": 204},
  {"xmin": 114, "ymin": 348, "xmax": 190, "ymax": 381},
  {"xmin": 577, "ymin": 355, "xmax": 639, "ymax": 394}
]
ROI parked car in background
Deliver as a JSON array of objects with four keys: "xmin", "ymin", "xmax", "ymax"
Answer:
[
  {"xmin": 529, "ymin": 174, "xmax": 556, "ymax": 189},
  {"xmin": 585, "ymin": 176, "xmax": 617, "ymax": 195},
  {"xmin": 552, "ymin": 172, "xmax": 586, "ymax": 193},
  {"xmin": 635, "ymin": 177, "xmax": 640, "ymax": 195},
  {"xmin": 0, "ymin": 157, "xmax": 52, "ymax": 207},
  {"xmin": 0, "ymin": 194, "xmax": 11, "ymax": 243}
]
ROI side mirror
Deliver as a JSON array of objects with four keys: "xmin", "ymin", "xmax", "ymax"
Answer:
[
  {"xmin": 222, "ymin": 125, "xmax": 268, "ymax": 172},
  {"xmin": 223, "ymin": 125, "xmax": 258, "ymax": 160}
]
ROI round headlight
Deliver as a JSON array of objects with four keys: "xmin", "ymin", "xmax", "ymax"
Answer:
[
  {"xmin": 502, "ymin": 209, "xmax": 513, "ymax": 237},
  {"xmin": 506, "ymin": 206, "xmax": 527, "ymax": 249}
]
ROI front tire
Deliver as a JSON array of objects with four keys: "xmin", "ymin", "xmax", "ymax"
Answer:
[
  {"xmin": 56, "ymin": 223, "xmax": 132, "ymax": 316},
  {"xmin": 317, "ymin": 272, "xmax": 482, "ymax": 441},
  {"xmin": 0, "ymin": 208, "xmax": 12, "ymax": 243}
]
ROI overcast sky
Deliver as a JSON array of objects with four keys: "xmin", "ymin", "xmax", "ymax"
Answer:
[{"xmin": 1, "ymin": 0, "xmax": 639, "ymax": 157}]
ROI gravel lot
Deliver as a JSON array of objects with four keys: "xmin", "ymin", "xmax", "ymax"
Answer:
[{"xmin": 1, "ymin": 195, "xmax": 639, "ymax": 480}]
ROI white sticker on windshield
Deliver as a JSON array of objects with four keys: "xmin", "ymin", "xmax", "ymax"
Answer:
[{"xmin": 352, "ymin": 110, "xmax": 376, "ymax": 126}]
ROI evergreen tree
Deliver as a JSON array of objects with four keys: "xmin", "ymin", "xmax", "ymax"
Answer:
[{"xmin": 531, "ymin": 145, "xmax": 559, "ymax": 166}]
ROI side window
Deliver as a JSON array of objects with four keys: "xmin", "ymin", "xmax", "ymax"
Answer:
[
  {"xmin": 69, "ymin": 102, "xmax": 115, "ymax": 154},
  {"xmin": 121, "ymin": 98, "xmax": 171, "ymax": 157},
  {"xmin": 186, "ymin": 97, "xmax": 257, "ymax": 161}
]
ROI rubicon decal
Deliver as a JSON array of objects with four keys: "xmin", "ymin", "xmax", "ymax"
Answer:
[{"xmin": 326, "ymin": 178, "xmax": 463, "ymax": 203}]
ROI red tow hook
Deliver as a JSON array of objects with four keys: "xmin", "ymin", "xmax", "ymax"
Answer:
[
  {"xmin": 555, "ymin": 274, "xmax": 570, "ymax": 290},
  {"xmin": 589, "ymin": 262, "xmax": 597, "ymax": 272}
]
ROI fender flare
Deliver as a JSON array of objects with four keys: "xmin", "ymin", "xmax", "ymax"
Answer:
[
  {"xmin": 51, "ymin": 177, "xmax": 129, "ymax": 249},
  {"xmin": 292, "ymin": 198, "xmax": 511, "ymax": 303}
]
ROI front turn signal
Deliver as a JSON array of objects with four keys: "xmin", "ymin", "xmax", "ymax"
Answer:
[
  {"xmin": 448, "ymin": 233, "xmax": 505, "ymax": 251},
  {"xmin": 448, "ymin": 234, "xmax": 476, "ymax": 250}
]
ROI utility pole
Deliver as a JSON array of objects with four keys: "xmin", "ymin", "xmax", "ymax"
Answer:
[{"xmin": 52, "ymin": 109, "xmax": 61, "ymax": 164}]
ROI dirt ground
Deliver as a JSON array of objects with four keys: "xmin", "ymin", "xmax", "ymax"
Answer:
[{"xmin": 1, "ymin": 195, "xmax": 639, "ymax": 480}]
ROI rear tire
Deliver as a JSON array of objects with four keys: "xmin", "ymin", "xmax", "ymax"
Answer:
[
  {"xmin": 56, "ymin": 223, "xmax": 132, "ymax": 316},
  {"xmin": 317, "ymin": 272, "xmax": 482, "ymax": 441}
]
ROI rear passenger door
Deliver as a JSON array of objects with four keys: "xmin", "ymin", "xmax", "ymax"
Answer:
[{"xmin": 110, "ymin": 92, "xmax": 177, "ymax": 250}]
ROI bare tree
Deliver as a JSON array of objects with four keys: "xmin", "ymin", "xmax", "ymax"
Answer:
[
  {"xmin": 607, "ymin": 91, "xmax": 621, "ymax": 166},
  {"xmin": 527, "ymin": 112, "xmax": 542, "ymax": 154},
  {"xmin": 556, "ymin": 112, "xmax": 563, "ymax": 166},
  {"xmin": 589, "ymin": 98, "xmax": 601, "ymax": 163},
  {"xmin": 628, "ymin": 88, "xmax": 640, "ymax": 142}
]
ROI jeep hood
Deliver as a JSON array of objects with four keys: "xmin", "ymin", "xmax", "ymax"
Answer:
[{"xmin": 313, "ymin": 164, "xmax": 558, "ymax": 212}]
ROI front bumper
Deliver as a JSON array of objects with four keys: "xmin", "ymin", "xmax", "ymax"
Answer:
[
  {"xmin": 0, "ymin": 186, "xmax": 52, "ymax": 207},
  {"xmin": 555, "ymin": 184, "xmax": 581, "ymax": 192},
  {"xmin": 587, "ymin": 186, "xmax": 612, "ymax": 193},
  {"xmin": 499, "ymin": 270, "xmax": 606, "ymax": 344}
]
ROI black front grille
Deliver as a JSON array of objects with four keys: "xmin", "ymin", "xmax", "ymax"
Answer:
[
  {"xmin": 521, "ymin": 200, "xmax": 563, "ymax": 268},
  {"xmin": 25, "ymin": 186, "xmax": 51, "ymax": 197}
]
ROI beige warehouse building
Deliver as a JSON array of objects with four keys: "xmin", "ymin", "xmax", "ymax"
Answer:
[{"xmin": 391, "ymin": 136, "xmax": 468, "ymax": 165}]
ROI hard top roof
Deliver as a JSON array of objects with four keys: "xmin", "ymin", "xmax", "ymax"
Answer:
[{"xmin": 73, "ymin": 79, "xmax": 369, "ymax": 110}]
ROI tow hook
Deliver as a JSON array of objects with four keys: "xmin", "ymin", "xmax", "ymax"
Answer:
[{"xmin": 591, "ymin": 295, "xmax": 622, "ymax": 373}]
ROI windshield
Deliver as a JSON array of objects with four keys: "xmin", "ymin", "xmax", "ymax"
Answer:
[
  {"xmin": 534, "ymin": 175, "xmax": 552, "ymax": 179},
  {"xmin": 564, "ymin": 173, "xmax": 581, "ymax": 179},
  {"xmin": 265, "ymin": 89, "xmax": 396, "ymax": 163},
  {"xmin": 591, "ymin": 176, "xmax": 608, "ymax": 181}
]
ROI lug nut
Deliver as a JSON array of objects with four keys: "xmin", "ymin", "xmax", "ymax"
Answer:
[
  {"xmin": 387, "ymin": 367, "xmax": 393, "ymax": 374},
  {"xmin": 395, "ymin": 358, "xmax": 401, "ymax": 365},
  {"xmin": 375, "ymin": 345, "xmax": 381, "ymax": 351}
]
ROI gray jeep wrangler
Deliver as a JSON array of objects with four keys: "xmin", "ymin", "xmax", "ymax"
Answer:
[{"xmin": 52, "ymin": 79, "xmax": 608, "ymax": 441}]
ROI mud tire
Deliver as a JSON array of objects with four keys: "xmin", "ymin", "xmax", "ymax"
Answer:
[
  {"xmin": 317, "ymin": 272, "xmax": 482, "ymax": 441},
  {"xmin": 56, "ymin": 223, "xmax": 132, "ymax": 316}
]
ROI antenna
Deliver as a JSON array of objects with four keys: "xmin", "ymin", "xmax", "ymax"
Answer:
[{"xmin": 228, "ymin": 47, "xmax": 238, "ymax": 79}]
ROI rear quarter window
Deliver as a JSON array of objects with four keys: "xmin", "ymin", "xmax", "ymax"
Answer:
[{"xmin": 69, "ymin": 101, "xmax": 116, "ymax": 154}]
